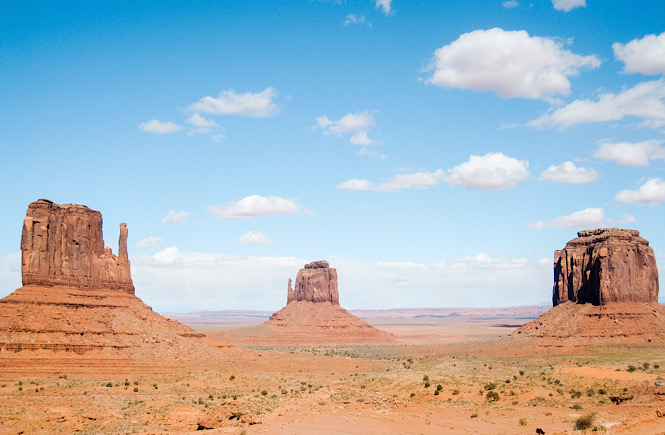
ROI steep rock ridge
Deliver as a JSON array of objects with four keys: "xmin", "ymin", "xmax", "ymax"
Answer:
[
  {"xmin": 512, "ymin": 228, "xmax": 665, "ymax": 346},
  {"xmin": 21, "ymin": 199, "xmax": 134, "ymax": 293},
  {"xmin": 553, "ymin": 228, "xmax": 658, "ymax": 306},
  {"xmin": 0, "ymin": 200, "xmax": 232, "ymax": 375},
  {"xmin": 287, "ymin": 260, "xmax": 339, "ymax": 305}
]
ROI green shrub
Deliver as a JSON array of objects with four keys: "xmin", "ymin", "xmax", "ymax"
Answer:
[
  {"xmin": 574, "ymin": 413, "xmax": 595, "ymax": 430},
  {"xmin": 486, "ymin": 391, "xmax": 500, "ymax": 402},
  {"xmin": 423, "ymin": 375, "xmax": 429, "ymax": 382},
  {"xmin": 105, "ymin": 382, "xmax": 113, "ymax": 388},
  {"xmin": 133, "ymin": 387, "xmax": 139, "ymax": 392},
  {"xmin": 519, "ymin": 417, "xmax": 527, "ymax": 426},
  {"xmin": 261, "ymin": 390, "xmax": 268, "ymax": 396},
  {"xmin": 229, "ymin": 375, "xmax": 235, "ymax": 381},
  {"xmin": 627, "ymin": 365, "xmax": 636, "ymax": 372},
  {"xmin": 436, "ymin": 384, "xmax": 442, "ymax": 391},
  {"xmin": 571, "ymin": 403, "xmax": 583, "ymax": 410}
]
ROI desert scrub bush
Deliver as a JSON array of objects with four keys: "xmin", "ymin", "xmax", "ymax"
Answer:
[
  {"xmin": 643, "ymin": 362, "xmax": 650, "ymax": 370},
  {"xmin": 229, "ymin": 375, "xmax": 235, "ymax": 381},
  {"xmin": 586, "ymin": 388, "xmax": 595, "ymax": 397},
  {"xmin": 519, "ymin": 417, "xmax": 527, "ymax": 426},
  {"xmin": 470, "ymin": 412, "xmax": 478, "ymax": 418},
  {"xmin": 598, "ymin": 388, "xmax": 607, "ymax": 395},
  {"xmin": 519, "ymin": 370, "xmax": 525, "ymax": 376},
  {"xmin": 486, "ymin": 391, "xmax": 500, "ymax": 402},
  {"xmin": 261, "ymin": 390, "xmax": 268, "ymax": 396},
  {"xmin": 423, "ymin": 375, "xmax": 429, "ymax": 382},
  {"xmin": 484, "ymin": 382, "xmax": 497, "ymax": 391},
  {"xmin": 434, "ymin": 390, "xmax": 440, "ymax": 395},
  {"xmin": 105, "ymin": 382, "xmax": 113, "ymax": 387},
  {"xmin": 133, "ymin": 387, "xmax": 139, "ymax": 392},
  {"xmin": 627, "ymin": 365, "xmax": 637, "ymax": 372},
  {"xmin": 436, "ymin": 384, "xmax": 442, "ymax": 391},
  {"xmin": 410, "ymin": 393, "xmax": 415, "ymax": 398},
  {"xmin": 424, "ymin": 382, "xmax": 430, "ymax": 388},
  {"xmin": 574, "ymin": 413, "xmax": 595, "ymax": 430},
  {"xmin": 571, "ymin": 403, "xmax": 583, "ymax": 410},
  {"xmin": 452, "ymin": 389, "xmax": 460, "ymax": 395}
]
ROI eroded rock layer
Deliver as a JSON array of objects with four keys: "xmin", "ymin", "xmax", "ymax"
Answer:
[
  {"xmin": 553, "ymin": 228, "xmax": 658, "ymax": 306},
  {"xmin": 511, "ymin": 228, "xmax": 664, "ymax": 347},
  {"xmin": 21, "ymin": 199, "xmax": 134, "ymax": 293},
  {"xmin": 1, "ymin": 200, "xmax": 232, "ymax": 374},
  {"xmin": 287, "ymin": 260, "xmax": 339, "ymax": 305}
]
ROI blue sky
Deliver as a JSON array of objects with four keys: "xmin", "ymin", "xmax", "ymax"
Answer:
[{"xmin": 1, "ymin": 0, "xmax": 664, "ymax": 312}]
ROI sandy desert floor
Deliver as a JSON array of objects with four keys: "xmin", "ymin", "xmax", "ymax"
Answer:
[{"xmin": 2, "ymin": 310, "xmax": 665, "ymax": 434}]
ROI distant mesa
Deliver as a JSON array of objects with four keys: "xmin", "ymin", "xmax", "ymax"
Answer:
[
  {"xmin": 0, "ymin": 199, "xmax": 230, "ymax": 375},
  {"xmin": 208, "ymin": 260, "xmax": 395, "ymax": 345},
  {"xmin": 513, "ymin": 228, "xmax": 664, "ymax": 346}
]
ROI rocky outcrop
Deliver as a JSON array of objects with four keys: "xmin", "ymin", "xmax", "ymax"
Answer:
[
  {"xmin": 553, "ymin": 228, "xmax": 659, "ymax": 306},
  {"xmin": 1, "ymin": 199, "xmax": 232, "ymax": 373},
  {"xmin": 288, "ymin": 260, "xmax": 339, "ymax": 305},
  {"xmin": 21, "ymin": 199, "xmax": 134, "ymax": 293}
]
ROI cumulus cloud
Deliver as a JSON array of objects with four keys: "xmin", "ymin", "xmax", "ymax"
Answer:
[
  {"xmin": 188, "ymin": 88, "xmax": 279, "ymax": 118},
  {"xmin": 238, "ymin": 231, "xmax": 272, "ymax": 246},
  {"xmin": 613, "ymin": 31, "xmax": 665, "ymax": 75},
  {"xmin": 336, "ymin": 169, "xmax": 445, "ymax": 192},
  {"xmin": 552, "ymin": 0, "xmax": 586, "ymax": 12},
  {"xmin": 530, "ymin": 207, "xmax": 604, "ymax": 230},
  {"xmin": 530, "ymin": 79, "xmax": 665, "ymax": 129},
  {"xmin": 538, "ymin": 161, "xmax": 598, "ymax": 183},
  {"xmin": 138, "ymin": 119, "xmax": 183, "ymax": 134},
  {"xmin": 186, "ymin": 113, "xmax": 220, "ymax": 135},
  {"xmin": 344, "ymin": 14, "xmax": 365, "ymax": 25},
  {"xmin": 357, "ymin": 147, "xmax": 387, "ymax": 159},
  {"xmin": 614, "ymin": 178, "xmax": 665, "ymax": 206},
  {"xmin": 445, "ymin": 152, "xmax": 530, "ymax": 190},
  {"xmin": 208, "ymin": 195, "xmax": 304, "ymax": 220},
  {"xmin": 134, "ymin": 237, "xmax": 163, "ymax": 249},
  {"xmin": 502, "ymin": 1, "xmax": 519, "ymax": 8},
  {"xmin": 316, "ymin": 111, "xmax": 380, "ymax": 150},
  {"xmin": 375, "ymin": 0, "xmax": 391, "ymax": 15},
  {"xmin": 426, "ymin": 28, "xmax": 600, "ymax": 100},
  {"xmin": 162, "ymin": 210, "xmax": 190, "ymax": 224},
  {"xmin": 594, "ymin": 140, "xmax": 665, "ymax": 166}
]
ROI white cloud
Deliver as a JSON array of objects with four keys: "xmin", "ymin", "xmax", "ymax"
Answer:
[
  {"xmin": 502, "ymin": 1, "xmax": 519, "ymax": 8},
  {"xmin": 134, "ymin": 237, "xmax": 163, "ymax": 249},
  {"xmin": 317, "ymin": 111, "xmax": 375, "ymax": 135},
  {"xmin": 613, "ymin": 31, "xmax": 665, "ymax": 75},
  {"xmin": 350, "ymin": 131, "xmax": 375, "ymax": 146},
  {"xmin": 344, "ymin": 14, "xmax": 365, "ymax": 25},
  {"xmin": 336, "ymin": 179, "xmax": 373, "ymax": 191},
  {"xmin": 238, "ymin": 231, "xmax": 272, "ymax": 246},
  {"xmin": 375, "ymin": 0, "xmax": 391, "ymax": 15},
  {"xmin": 426, "ymin": 28, "xmax": 600, "ymax": 100},
  {"xmin": 594, "ymin": 140, "xmax": 665, "ymax": 166},
  {"xmin": 445, "ymin": 152, "xmax": 530, "ymax": 190},
  {"xmin": 552, "ymin": 0, "xmax": 586, "ymax": 12},
  {"xmin": 186, "ymin": 113, "xmax": 219, "ymax": 135},
  {"xmin": 530, "ymin": 79, "xmax": 665, "ymax": 129},
  {"xmin": 316, "ymin": 111, "xmax": 379, "ymax": 149},
  {"xmin": 530, "ymin": 207, "xmax": 604, "ymax": 230},
  {"xmin": 356, "ymin": 147, "xmax": 387, "ymax": 159},
  {"xmin": 138, "ymin": 119, "xmax": 183, "ymax": 134},
  {"xmin": 188, "ymin": 88, "xmax": 279, "ymax": 118},
  {"xmin": 336, "ymin": 169, "xmax": 446, "ymax": 192},
  {"xmin": 162, "ymin": 210, "xmax": 190, "ymax": 224},
  {"xmin": 208, "ymin": 195, "xmax": 304, "ymax": 220},
  {"xmin": 538, "ymin": 161, "xmax": 598, "ymax": 183},
  {"xmin": 376, "ymin": 169, "xmax": 446, "ymax": 192},
  {"xmin": 614, "ymin": 178, "xmax": 665, "ymax": 206}
]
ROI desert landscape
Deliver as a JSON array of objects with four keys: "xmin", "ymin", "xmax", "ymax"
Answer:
[{"xmin": 1, "ymin": 200, "xmax": 665, "ymax": 434}]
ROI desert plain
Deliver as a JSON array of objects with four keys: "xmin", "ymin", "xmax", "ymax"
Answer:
[{"xmin": 2, "ymin": 307, "xmax": 665, "ymax": 434}]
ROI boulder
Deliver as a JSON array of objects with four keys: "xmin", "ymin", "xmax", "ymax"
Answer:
[
  {"xmin": 20, "ymin": 199, "xmax": 134, "ymax": 293},
  {"xmin": 553, "ymin": 228, "xmax": 659, "ymax": 306},
  {"xmin": 288, "ymin": 261, "xmax": 339, "ymax": 305}
]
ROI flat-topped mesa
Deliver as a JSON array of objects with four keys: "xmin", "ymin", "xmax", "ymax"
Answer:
[
  {"xmin": 287, "ymin": 260, "xmax": 339, "ymax": 305},
  {"xmin": 20, "ymin": 199, "xmax": 134, "ymax": 293},
  {"xmin": 553, "ymin": 228, "xmax": 658, "ymax": 306}
]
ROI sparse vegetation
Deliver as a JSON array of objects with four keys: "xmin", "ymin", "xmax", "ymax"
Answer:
[
  {"xmin": 518, "ymin": 417, "xmax": 527, "ymax": 426},
  {"xmin": 574, "ymin": 413, "xmax": 596, "ymax": 430}
]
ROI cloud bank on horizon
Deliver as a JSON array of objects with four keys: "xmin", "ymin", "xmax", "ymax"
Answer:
[{"xmin": 1, "ymin": 1, "xmax": 664, "ymax": 312}]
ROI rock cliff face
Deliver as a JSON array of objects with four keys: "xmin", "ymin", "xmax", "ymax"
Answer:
[
  {"xmin": 287, "ymin": 260, "xmax": 339, "ymax": 305},
  {"xmin": 553, "ymin": 228, "xmax": 659, "ymax": 306},
  {"xmin": 21, "ymin": 199, "xmax": 134, "ymax": 293}
]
